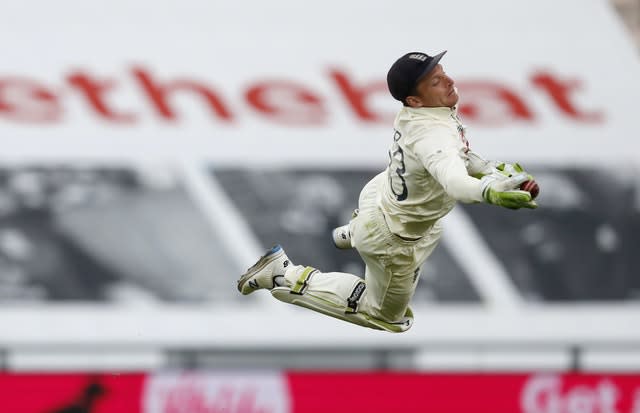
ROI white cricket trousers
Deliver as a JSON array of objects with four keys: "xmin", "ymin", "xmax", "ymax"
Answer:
[{"xmin": 283, "ymin": 173, "xmax": 443, "ymax": 324}]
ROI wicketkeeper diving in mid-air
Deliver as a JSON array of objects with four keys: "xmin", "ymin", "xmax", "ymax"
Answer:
[{"xmin": 238, "ymin": 50, "xmax": 539, "ymax": 332}]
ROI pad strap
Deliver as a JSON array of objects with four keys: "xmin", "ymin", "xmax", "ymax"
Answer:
[
  {"xmin": 346, "ymin": 281, "xmax": 366, "ymax": 313},
  {"xmin": 291, "ymin": 266, "xmax": 317, "ymax": 295}
]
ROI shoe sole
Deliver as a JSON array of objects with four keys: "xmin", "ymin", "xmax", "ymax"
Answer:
[
  {"xmin": 237, "ymin": 245, "xmax": 284, "ymax": 294},
  {"xmin": 332, "ymin": 226, "xmax": 353, "ymax": 249}
]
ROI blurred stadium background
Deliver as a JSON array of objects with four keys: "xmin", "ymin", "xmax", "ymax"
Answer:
[{"xmin": 0, "ymin": 0, "xmax": 639, "ymax": 412}]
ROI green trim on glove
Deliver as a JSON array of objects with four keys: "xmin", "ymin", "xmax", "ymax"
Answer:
[{"xmin": 482, "ymin": 187, "xmax": 538, "ymax": 209}]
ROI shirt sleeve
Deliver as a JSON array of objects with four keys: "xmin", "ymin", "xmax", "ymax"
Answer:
[{"xmin": 411, "ymin": 125, "xmax": 485, "ymax": 203}]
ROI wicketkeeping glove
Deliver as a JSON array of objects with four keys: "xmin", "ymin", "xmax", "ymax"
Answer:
[
  {"xmin": 495, "ymin": 162, "xmax": 534, "ymax": 180},
  {"xmin": 480, "ymin": 171, "xmax": 537, "ymax": 210},
  {"xmin": 474, "ymin": 162, "xmax": 533, "ymax": 180}
]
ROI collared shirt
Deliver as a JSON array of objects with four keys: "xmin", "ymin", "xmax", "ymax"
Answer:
[{"xmin": 378, "ymin": 105, "xmax": 486, "ymax": 239}]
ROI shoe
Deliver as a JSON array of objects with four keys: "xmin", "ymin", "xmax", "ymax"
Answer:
[
  {"xmin": 237, "ymin": 245, "xmax": 291, "ymax": 295},
  {"xmin": 331, "ymin": 224, "xmax": 353, "ymax": 249}
]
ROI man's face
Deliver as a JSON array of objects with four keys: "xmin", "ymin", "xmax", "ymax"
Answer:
[{"xmin": 406, "ymin": 64, "xmax": 458, "ymax": 108}]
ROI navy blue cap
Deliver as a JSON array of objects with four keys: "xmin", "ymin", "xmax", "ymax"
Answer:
[{"xmin": 387, "ymin": 51, "xmax": 447, "ymax": 102}]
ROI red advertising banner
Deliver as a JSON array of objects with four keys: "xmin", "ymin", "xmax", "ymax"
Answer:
[
  {"xmin": 288, "ymin": 372, "xmax": 640, "ymax": 413},
  {"xmin": 0, "ymin": 373, "xmax": 145, "ymax": 413},
  {"xmin": 0, "ymin": 372, "xmax": 639, "ymax": 413}
]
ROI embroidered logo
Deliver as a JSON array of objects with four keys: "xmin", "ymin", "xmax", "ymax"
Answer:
[{"xmin": 408, "ymin": 53, "xmax": 427, "ymax": 61}]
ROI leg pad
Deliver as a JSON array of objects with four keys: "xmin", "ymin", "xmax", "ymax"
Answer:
[{"xmin": 271, "ymin": 287, "xmax": 413, "ymax": 333}]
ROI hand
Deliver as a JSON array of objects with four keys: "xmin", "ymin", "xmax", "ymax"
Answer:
[{"xmin": 480, "ymin": 172, "xmax": 538, "ymax": 209}]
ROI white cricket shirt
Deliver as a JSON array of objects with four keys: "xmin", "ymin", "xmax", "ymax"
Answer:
[{"xmin": 378, "ymin": 105, "xmax": 486, "ymax": 239}]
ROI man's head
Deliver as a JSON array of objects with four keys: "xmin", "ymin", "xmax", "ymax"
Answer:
[{"xmin": 387, "ymin": 51, "xmax": 459, "ymax": 108}]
